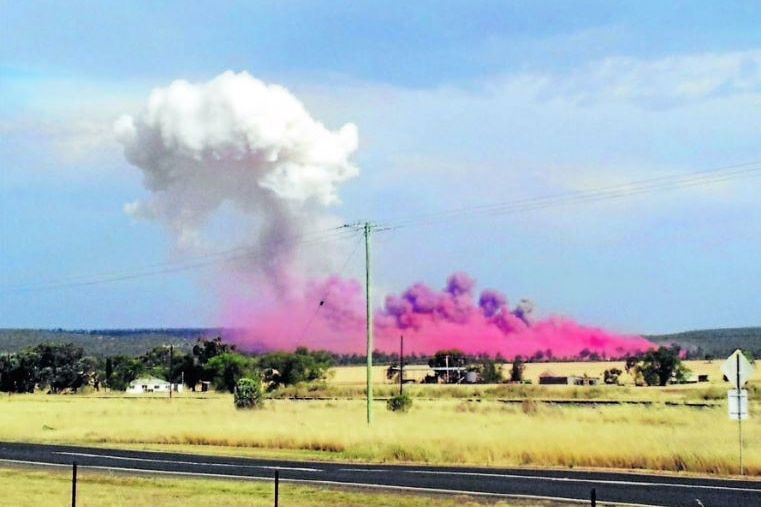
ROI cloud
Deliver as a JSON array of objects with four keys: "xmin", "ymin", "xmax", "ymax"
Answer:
[
  {"xmin": 529, "ymin": 49, "xmax": 761, "ymax": 108},
  {"xmin": 115, "ymin": 71, "xmax": 359, "ymax": 248},
  {"xmin": 114, "ymin": 70, "xmax": 362, "ymax": 315},
  {"xmin": 0, "ymin": 71, "xmax": 147, "ymax": 168},
  {"xmin": 298, "ymin": 48, "xmax": 761, "ymax": 195}
]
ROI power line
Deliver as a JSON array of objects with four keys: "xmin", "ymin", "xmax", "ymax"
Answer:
[
  {"xmin": 379, "ymin": 161, "xmax": 761, "ymax": 230},
  {"xmin": 295, "ymin": 234, "xmax": 364, "ymax": 343},
  {"xmin": 3, "ymin": 160, "xmax": 759, "ymax": 293},
  {"xmin": 0, "ymin": 225, "xmax": 356, "ymax": 293}
]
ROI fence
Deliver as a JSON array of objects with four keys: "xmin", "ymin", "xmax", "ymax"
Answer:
[{"xmin": 68, "ymin": 461, "xmax": 599, "ymax": 507}]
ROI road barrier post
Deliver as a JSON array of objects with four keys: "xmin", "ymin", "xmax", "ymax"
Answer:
[
  {"xmin": 274, "ymin": 469, "xmax": 279, "ymax": 507},
  {"xmin": 590, "ymin": 487, "xmax": 596, "ymax": 507},
  {"xmin": 71, "ymin": 462, "xmax": 78, "ymax": 507}
]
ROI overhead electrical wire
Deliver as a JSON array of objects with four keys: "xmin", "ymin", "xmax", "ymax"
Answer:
[
  {"xmin": 295, "ymin": 234, "xmax": 365, "ymax": 343},
  {"xmin": 0, "ymin": 225, "xmax": 356, "ymax": 293},
  {"xmin": 377, "ymin": 161, "xmax": 761, "ymax": 230},
  {"xmin": 2, "ymin": 160, "xmax": 760, "ymax": 293}
]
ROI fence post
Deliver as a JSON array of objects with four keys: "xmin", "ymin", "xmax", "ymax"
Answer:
[
  {"xmin": 71, "ymin": 462, "xmax": 78, "ymax": 507},
  {"xmin": 590, "ymin": 487, "xmax": 596, "ymax": 507},
  {"xmin": 274, "ymin": 469, "xmax": 279, "ymax": 507}
]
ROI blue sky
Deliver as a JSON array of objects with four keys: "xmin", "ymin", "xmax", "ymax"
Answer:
[{"xmin": 2, "ymin": 1, "xmax": 761, "ymax": 334}]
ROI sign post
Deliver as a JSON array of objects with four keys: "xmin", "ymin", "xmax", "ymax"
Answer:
[{"xmin": 722, "ymin": 350, "xmax": 754, "ymax": 475}]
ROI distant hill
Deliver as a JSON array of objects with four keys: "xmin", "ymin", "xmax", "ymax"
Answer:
[
  {"xmin": 2, "ymin": 326, "xmax": 760, "ymax": 360},
  {"xmin": 647, "ymin": 327, "xmax": 761, "ymax": 359},
  {"xmin": 0, "ymin": 328, "xmax": 232, "ymax": 357}
]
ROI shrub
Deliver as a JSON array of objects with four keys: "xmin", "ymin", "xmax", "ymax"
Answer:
[
  {"xmin": 521, "ymin": 399, "xmax": 539, "ymax": 415},
  {"xmin": 480, "ymin": 360, "xmax": 503, "ymax": 384},
  {"xmin": 234, "ymin": 377, "xmax": 263, "ymax": 409},
  {"xmin": 386, "ymin": 392, "xmax": 413, "ymax": 413},
  {"xmin": 257, "ymin": 347, "xmax": 333, "ymax": 389}
]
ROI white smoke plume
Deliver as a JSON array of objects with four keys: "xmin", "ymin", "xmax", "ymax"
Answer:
[{"xmin": 115, "ymin": 71, "xmax": 359, "ymax": 291}]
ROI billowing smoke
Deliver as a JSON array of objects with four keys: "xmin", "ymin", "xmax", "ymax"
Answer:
[
  {"xmin": 220, "ymin": 275, "xmax": 365, "ymax": 352},
  {"xmin": 374, "ymin": 272, "xmax": 653, "ymax": 358},
  {"xmin": 117, "ymin": 71, "xmax": 652, "ymax": 358},
  {"xmin": 115, "ymin": 70, "xmax": 358, "ymax": 293}
]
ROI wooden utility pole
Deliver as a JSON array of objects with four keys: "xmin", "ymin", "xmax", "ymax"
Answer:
[
  {"xmin": 345, "ymin": 220, "xmax": 386, "ymax": 424},
  {"xmin": 364, "ymin": 222, "xmax": 373, "ymax": 424},
  {"xmin": 168, "ymin": 344, "xmax": 174, "ymax": 399},
  {"xmin": 399, "ymin": 336, "xmax": 404, "ymax": 395}
]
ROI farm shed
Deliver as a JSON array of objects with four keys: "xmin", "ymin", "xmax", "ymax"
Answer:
[
  {"xmin": 126, "ymin": 377, "xmax": 183, "ymax": 394},
  {"xmin": 538, "ymin": 370, "xmax": 570, "ymax": 385},
  {"xmin": 572, "ymin": 375, "xmax": 601, "ymax": 386},
  {"xmin": 538, "ymin": 370, "xmax": 601, "ymax": 386},
  {"xmin": 680, "ymin": 373, "xmax": 710, "ymax": 384}
]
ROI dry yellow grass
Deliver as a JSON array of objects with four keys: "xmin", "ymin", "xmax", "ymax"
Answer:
[
  {"xmin": 324, "ymin": 361, "xmax": 757, "ymax": 406},
  {"xmin": 330, "ymin": 360, "xmax": 756, "ymax": 386},
  {"xmin": 1, "ymin": 393, "xmax": 758, "ymax": 476},
  {"xmin": 330, "ymin": 365, "xmax": 392, "ymax": 384}
]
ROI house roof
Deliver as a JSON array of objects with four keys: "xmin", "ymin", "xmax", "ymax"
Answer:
[{"xmin": 129, "ymin": 377, "xmax": 170, "ymax": 385}]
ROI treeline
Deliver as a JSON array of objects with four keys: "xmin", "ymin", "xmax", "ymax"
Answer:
[
  {"xmin": 0, "ymin": 329, "xmax": 201, "ymax": 357},
  {"xmin": 0, "ymin": 337, "xmax": 333, "ymax": 394},
  {"xmin": 4, "ymin": 327, "xmax": 761, "ymax": 362}
]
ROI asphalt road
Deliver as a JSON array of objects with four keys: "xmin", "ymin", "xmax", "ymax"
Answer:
[{"xmin": 0, "ymin": 442, "xmax": 759, "ymax": 506}]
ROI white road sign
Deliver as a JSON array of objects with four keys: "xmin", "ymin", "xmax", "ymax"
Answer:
[
  {"xmin": 722, "ymin": 349, "xmax": 753, "ymax": 389},
  {"xmin": 728, "ymin": 389, "xmax": 749, "ymax": 420}
]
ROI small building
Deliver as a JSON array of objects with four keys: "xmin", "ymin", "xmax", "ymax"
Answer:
[
  {"xmin": 538, "ymin": 370, "xmax": 601, "ymax": 386},
  {"xmin": 126, "ymin": 377, "xmax": 183, "ymax": 394},
  {"xmin": 680, "ymin": 373, "xmax": 710, "ymax": 384},
  {"xmin": 572, "ymin": 375, "xmax": 601, "ymax": 386},
  {"xmin": 538, "ymin": 370, "xmax": 569, "ymax": 385}
]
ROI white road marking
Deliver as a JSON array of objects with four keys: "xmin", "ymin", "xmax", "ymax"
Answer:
[
  {"xmin": 52, "ymin": 451, "xmax": 321, "ymax": 472},
  {"xmin": 405, "ymin": 470, "xmax": 761, "ymax": 493},
  {"xmin": 0, "ymin": 458, "xmax": 71, "ymax": 468},
  {"xmin": 337, "ymin": 468, "xmax": 388, "ymax": 472}
]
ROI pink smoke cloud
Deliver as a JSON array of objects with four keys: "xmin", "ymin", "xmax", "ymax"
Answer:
[
  {"xmin": 372, "ymin": 272, "xmax": 651, "ymax": 357},
  {"xmin": 219, "ymin": 274, "xmax": 365, "ymax": 352},
  {"xmin": 223, "ymin": 271, "xmax": 653, "ymax": 358}
]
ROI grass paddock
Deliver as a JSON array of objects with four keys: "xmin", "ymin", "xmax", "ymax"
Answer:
[
  {"xmin": 331, "ymin": 360, "xmax": 757, "ymax": 387},
  {"xmin": 0, "ymin": 392, "xmax": 758, "ymax": 476}
]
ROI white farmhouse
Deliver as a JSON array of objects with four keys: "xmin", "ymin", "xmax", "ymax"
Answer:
[{"xmin": 126, "ymin": 377, "xmax": 183, "ymax": 394}]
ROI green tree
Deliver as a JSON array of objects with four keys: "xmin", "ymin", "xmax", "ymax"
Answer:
[
  {"xmin": 0, "ymin": 353, "xmax": 36, "ymax": 393},
  {"xmin": 178, "ymin": 353, "xmax": 204, "ymax": 391},
  {"xmin": 174, "ymin": 337, "xmax": 239, "ymax": 391},
  {"xmin": 106, "ymin": 355, "xmax": 143, "ymax": 391},
  {"xmin": 257, "ymin": 347, "xmax": 333, "ymax": 388},
  {"xmin": 192, "ymin": 337, "xmax": 236, "ymax": 363},
  {"xmin": 105, "ymin": 357, "xmax": 113, "ymax": 388},
  {"xmin": 625, "ymin": 346, "xmax": 689, "ymax": 386},
  {"xmin": 480, "ymin": 359, "xmax": 503, "ymax": 383},
  {"xmin": 207, "ymin": 352, "xmax": 256, "ymax": 393},
  {"xmin": 29, "ymin": 342, "xmax": 88, "ymax": 393},
  {"xmin": 138, "ymin": 346, "xmax": 173, "ymax": 379},
  {"xmin": 510, "ymin": 356, "xmax": 525, "ymax": 382}
]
